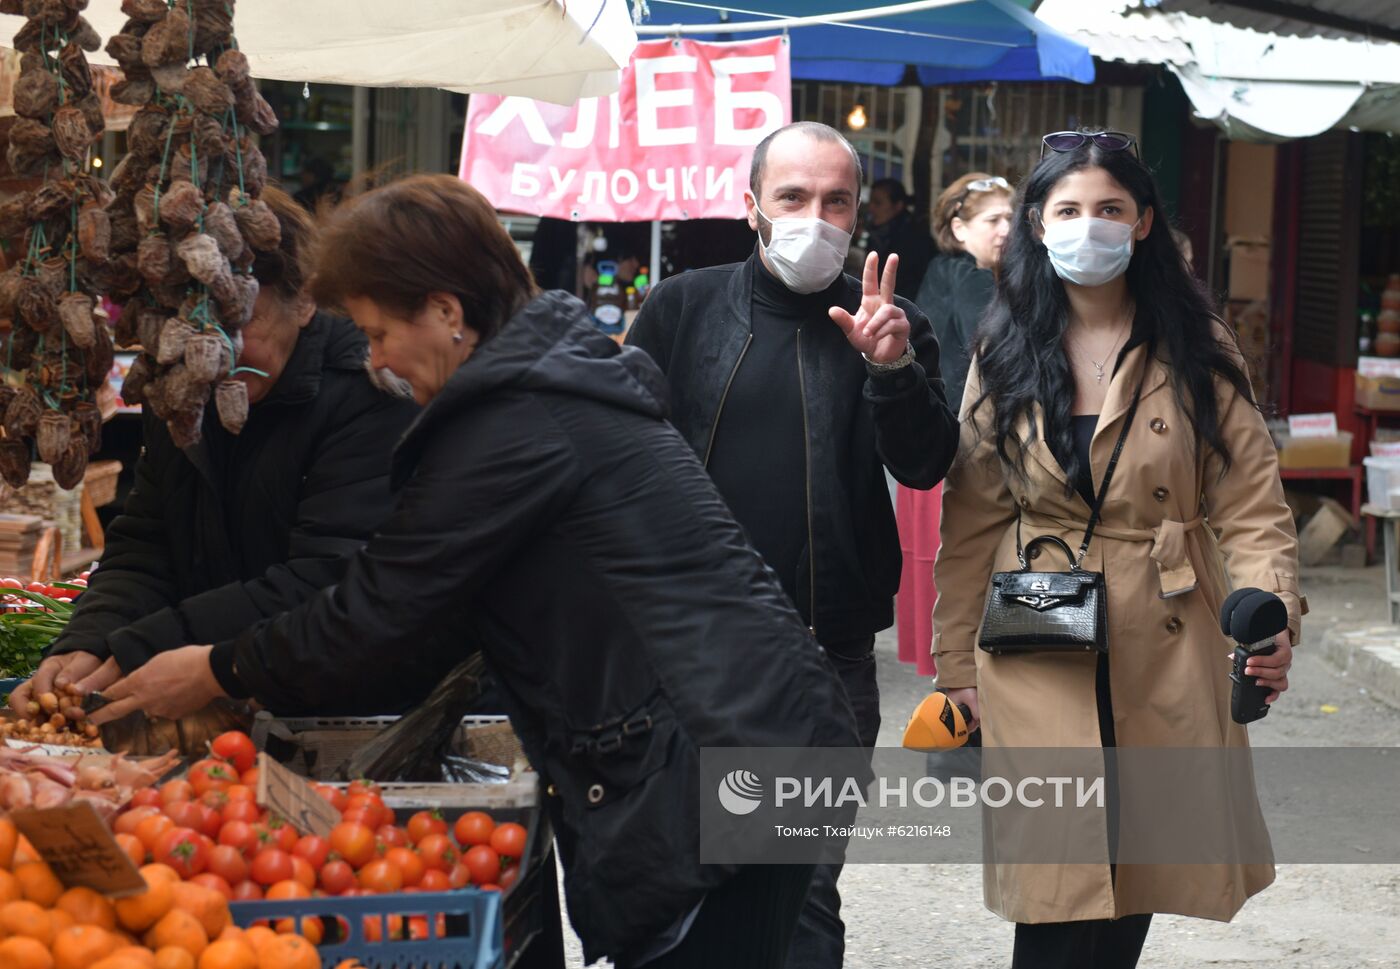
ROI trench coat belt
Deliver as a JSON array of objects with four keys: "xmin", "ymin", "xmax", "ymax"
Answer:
[{"xmin": 1022, "ymin": 512, "xmax": 1206, "ymax": 599}]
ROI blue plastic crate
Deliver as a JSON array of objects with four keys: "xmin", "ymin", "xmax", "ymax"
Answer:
[
  {"xmin": 0, "ymin": 677, "xmax": 25, "ymax": 696},
  {"xmin": 230, "ymin": 889, "xmax": 504, "ymax": 969}
]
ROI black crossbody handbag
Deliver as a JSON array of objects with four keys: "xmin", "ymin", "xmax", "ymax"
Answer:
[{"xmin": 977, "ymin": 369, "xmax": 1145, "ymax": 655}]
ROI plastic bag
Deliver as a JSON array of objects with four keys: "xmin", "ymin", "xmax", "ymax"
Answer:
[{"xmin": 338, "ymin": 653, "xmax": 509, "ymax": 784}]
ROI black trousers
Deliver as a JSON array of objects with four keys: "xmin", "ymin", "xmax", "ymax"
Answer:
[
  {"xmin": 1012, "ymin": 915, "xmax": 1152, "ymax": 969},
  {"xmin": 784, "ymin": 641, "xmax": 881, "ymax": 969},
  {"xmin": 618, "ymin": 864, "xmax": 815, "ymax": 969},
  {"xmin": 1012, "ymin": 653, "xmax": 1151, "ymax": 969}
]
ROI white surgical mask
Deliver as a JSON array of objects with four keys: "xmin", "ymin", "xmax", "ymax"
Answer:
[
  {"xmin": 1042, "ymin": 216, "xmax": 1139, "ymax": 287},
  {"xmin": 755, "ymin": 206, "xmax": 852, "ymax": 294}
]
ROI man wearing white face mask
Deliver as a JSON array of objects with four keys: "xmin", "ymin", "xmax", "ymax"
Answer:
[{"xmin": 627, "ymin": 121, "xmax": 958, "ymax": 967}]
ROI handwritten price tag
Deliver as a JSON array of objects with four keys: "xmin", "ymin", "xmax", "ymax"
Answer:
[
  {"xmin": 10, "ymin": 801, "xmax": 146, "ymax": 897},
  {"xmin": 255, "ymin": 752, "xmax": 340, "ymax": 838}
]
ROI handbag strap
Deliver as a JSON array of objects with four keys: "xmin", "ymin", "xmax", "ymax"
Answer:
[
  {"xmin": 1075, "ymin": 349, "xmax": 1150, "ymax": 567},
  {"xmin": 1012, "ymin": 345, "xmax": 1151, "ymax": 570}
]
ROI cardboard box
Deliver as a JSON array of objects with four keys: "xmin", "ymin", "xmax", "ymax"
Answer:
[
  {"xmin": 1228, "ymin": 242, "xmax": 1271, "ymax": 302},
  {"xmin": 1276, "ymin": 431, "xmax": 1354, "ymax": 469},
  {"xmin": 1357, "ymin": 373, "xmax": 1400, "ymax": 411}
]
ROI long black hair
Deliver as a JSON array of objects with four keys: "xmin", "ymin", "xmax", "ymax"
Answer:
[{"xmin": 971, "ymin": 140, "xmax": 1255, "ymax": 492}]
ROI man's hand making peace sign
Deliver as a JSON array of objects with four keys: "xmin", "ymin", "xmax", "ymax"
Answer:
[{"xmin": 829, "ymin": 251, "xmax": 910, "ymax": 364}]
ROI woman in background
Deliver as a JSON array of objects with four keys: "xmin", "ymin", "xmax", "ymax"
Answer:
[{"xmin": 894, "ymin": 172, "xmax": 1013, "ymax": 676}]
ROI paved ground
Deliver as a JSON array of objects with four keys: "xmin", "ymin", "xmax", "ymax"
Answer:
[{"xmin": 562, "ymin": 563, "xmax": 1400, "ymax": 967}]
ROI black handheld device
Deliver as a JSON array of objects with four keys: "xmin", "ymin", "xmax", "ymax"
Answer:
[{"xmin": 1219, "ymin": 588, "xmax": 1288, "ymax": 725}]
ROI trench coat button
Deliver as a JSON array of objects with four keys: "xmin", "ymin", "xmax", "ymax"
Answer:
[
  {"xmin": 547, "ymin": 784, "xmax": 558, "ymax": 797},
  {"xmin": 1165, "ymin": 617, "xmax": 1183, "ymax": 634},
  {"xmin": 1153, "ymin": 486, "xmax": 1170, "ymax": 502},
  {"xmin": 1150, "ymin": 418, "xmax": 1167, "ymax": 434},
  {"xmin": 587, "ymin": 783, "xmax": 605, "ymax": 804}
]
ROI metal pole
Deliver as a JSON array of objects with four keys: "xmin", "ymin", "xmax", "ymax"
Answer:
[{"xmin": 650, "ymin": 221, "xmax": 663, "ymax": 284}]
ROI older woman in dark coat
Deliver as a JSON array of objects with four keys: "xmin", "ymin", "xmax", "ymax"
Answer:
[{"xmin": 91, "ymin": 175, "xmax": 861, "ymax": 969}]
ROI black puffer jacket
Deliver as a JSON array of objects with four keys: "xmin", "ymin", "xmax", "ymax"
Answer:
[
  {"xmin": 915, "ymin": 251, "xmax": 995, "ymax": 414},
  {"xmin": 626, "ymin": 253, "xmax": 959, "ymax": 643},
  {"xmin": 51, "ymin": 313, "xmax": 419, "ymax": 673},
  {"xmin": 217, "ymin": 291, "xmax": 860, "ymax": 961}
]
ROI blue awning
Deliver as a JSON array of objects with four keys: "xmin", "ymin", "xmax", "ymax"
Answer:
[{"xmin": 636, "ymin": 0, "xmax": 1095, "ymax": 85}]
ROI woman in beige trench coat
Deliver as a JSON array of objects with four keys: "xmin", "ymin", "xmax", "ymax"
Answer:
[{"xmin": 933, "ymin": 132, "xmax": 1303, "ymax": 969}]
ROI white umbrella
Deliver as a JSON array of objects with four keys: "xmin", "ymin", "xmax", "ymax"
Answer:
[{"xmin": 0, "ymin": 0, "xmax": 638, "ymax": 105}]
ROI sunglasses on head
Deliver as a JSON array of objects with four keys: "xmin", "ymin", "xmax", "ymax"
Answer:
[
  {"xmin": 1040, "ymin": 130, "xmax": 1139, "ymax": 161},
  {"xmin": 953, "ymin": 176, "xmax": 1012, "ymax": 215}
]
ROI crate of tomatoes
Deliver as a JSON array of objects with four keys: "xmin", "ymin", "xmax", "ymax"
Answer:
[
  {"xmin": 97, "ymin": 721, "xmax": 547, "ymax": 968},
  {"xmin": 248, "ymin": 714, "xmax": 549, "ymax": 967}
]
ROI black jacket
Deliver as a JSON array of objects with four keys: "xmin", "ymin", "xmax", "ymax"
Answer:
[
  {"xmin": 915, "ymin": 251, "xmax": 995, "ymax": 414},
  {"xmin": 218, "ymin": 292, "xmax": 861, "ymax": 960},
  {"xmin": 868, "ymin": 210, "xmax": 935, "ymax": 301},
  {"xmin": 626, "ymin": 254, "xmax": 959, "ymax": 643},
  {"xmin": 51, "ymin": 313, "xmax": 419, "ymax": 672}
]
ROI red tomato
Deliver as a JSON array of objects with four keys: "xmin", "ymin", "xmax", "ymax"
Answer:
[
  {"xmin": 250, "ymin": 848, "xmax": 295, "ymax": 886},
  {"xmin": 129, "ymin": 788, "xmax": 161, "ymax": 809},
  {"xmin": 190, "ymin": 758, "xmax": 238, "ymax": 796},
  {"xmin": 384, "ymin": 846, "xmax": 424, "ymax": 887},
  {"xmin": 199, "ymin": 789, "xmax": 230, "ymax": 812},
  {"xmin": 419, "ymin": 869, "xmax": 451, "ymax": 892},
  {"xmin": 25, "ymin": 581, "xmax": 46, "ymax": 593},
  {"xmin": 263, "ymin": 819, "xmax": 299, "ymax": 853},
  {"xmin": 346, "ymin": 779, "xmax": 382, "ymax": 798},
  {"xmin": 489, "ymin": 822, "xmax": 527, "ymax": 860},
  {"xmin": 416, "ymin": 833, "xmax": 457, "ymax": 873},
  {"xmin": 375, "ymin": 825, "xmax": 408, "ymax": 849},
  {"xmin": 406, "ymin": 810, "xmax": 447, "ymax": 845},
  {"xmin": 313, "ymin": 784, "xmax": 348, "ymax": 813},
  {"xmin": 448, "ymin": 862, "xmax": 472, "ymax": 889},
  {"xmin": 217, "ymin": 819, "xmax": 260, "ymax": 856},
  {"xmin": 292, "ymin": 835, "xmax": 330, "ymax": 869},
  {"xmin": 463, "ymin": 844, "xmax": 500, "ymax": 886},
  {"xmin": 407, "ymin": 914, "xmax": 445, "ymax": 940},
  {"xmin": 163, "ymin": 800, "xmax": 205, "ymax": 831},
  {"xmin": 329, "ymin": 822, "xmax": 377, "ymax": 869},
  {"xmin": 343, "ymin": 794, "xmax": 389, "ymax": 830},
  {"xmin": 231, "ymin": 880, "xmax": 264, "ymax": 901},
  {"xmin": 240, "ymin": 767, "xmax": 260, "ymax": 787},
  {"xmin": 211, "ymin": 731, "xmax": 258, "ymax": 774},
  {"xmin": 478, "ymin": 883, "xmax": 502, "ymax": 892},
  {"xmin": 191, "ymin": 872, "xmax": 234, "ymax": 899},
  {"xmin": 453, "ymin": 811, "xmax": 495, "ymax": 847},
  {"xmin": 318, "ymin": 859, "xmax": 356, "ymax": 896},
  {"xmin": 159, "ymin": 779, "xmax": 194, "ymax": 805},
  {"xmin": 358, "ymin": 858, "xmax": 404, "ymax": 895},
  {"xmin": 498, "ymin": 863, "xmax": 521, "ymax": 891},
  {"xmin": 206, "ymin": 844, "xmax": 249, "ymax": 886},
  {"xmin": 290, "ymin": 855, "xmax": 317, "ymax": 890},
  {"xmin": 196, "ymin": 804, "xmax": 225, "ymax": 840},
  {"xmin": 0, "ymin": 577, "xmax": 22, "ymax": 589},
  {"xmin": 224, "ymin": 784, "xmax": 256, "ymax": 803},
  {"xmin": 154, "ymin": 826, "xmax": 209, "ymax": 878},
  {"xmin": 221, "ymin": 799, "xmax": 261, "ymax": 826}
]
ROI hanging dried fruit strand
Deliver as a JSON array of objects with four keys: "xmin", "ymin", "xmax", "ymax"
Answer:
[{"xmin": 99, "ymin": 0, "xmax": 275, "ymax": 446}]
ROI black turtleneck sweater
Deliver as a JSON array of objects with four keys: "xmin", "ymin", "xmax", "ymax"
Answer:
[{"xmin": 705, "ymin": 252, "xmax": 840, "ymax": 621}]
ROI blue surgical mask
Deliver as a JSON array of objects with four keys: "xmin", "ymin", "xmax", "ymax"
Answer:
[{"xmin": 1043, "ymin": 217, "xmax": 1139, "ymax": 287}]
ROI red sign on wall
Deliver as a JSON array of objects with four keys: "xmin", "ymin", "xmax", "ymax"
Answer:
[{"xmin": 459, "ymin": 37, "xmax": 791, "ymax": 222}]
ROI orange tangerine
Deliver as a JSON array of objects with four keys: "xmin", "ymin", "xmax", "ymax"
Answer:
[
  {"xmin": 196, "ymin": 938, "xmax": 259, "ymax": 969},
  {"xmin": 144, "ymin": 908, "xmax": 209, "ymax": 959},
  {"xmin": 0, "ymin": 935, "xmax": 54, "ymax": 969},
  {"xmin": 0, "ymin": 899, "xmax": 54, "ymax": 946},
  {"xmin": 56, "ymin": 885, "xmax": 118, "ymax": 930},
  {"xmin": 12, "ymin": 862, "xmax": 62, "ymax": 907},
  {"xmin": 51, "ymin": 924, "xmax": 120, "ymax": 969}
]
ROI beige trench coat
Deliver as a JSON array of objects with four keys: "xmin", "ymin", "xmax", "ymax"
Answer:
[{"xmin": 933, "ymin": 336, "xmax": 1304, "ymax": 925}]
